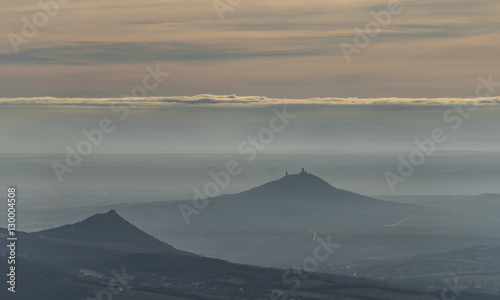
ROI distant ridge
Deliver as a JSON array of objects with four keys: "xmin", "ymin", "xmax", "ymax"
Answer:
[
  {"xmin": 477, "ymin": 193, "xmax": 500, "ymax": 200},
  {"xmin": 37, "ymin": 210, "xmax": 191, "ymax": 255}
]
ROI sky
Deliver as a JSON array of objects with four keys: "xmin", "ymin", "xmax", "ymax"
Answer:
[
  {"xmin": 1, "ymin": 0, "xmax": 500, "ymax": 196},
  {"xmin": 1, "ymin": 0, "xmax": 499, "ymax": 98},
  {"xmin": 1, "ymin": 103, "xmax": 500, "ymax": 195}
]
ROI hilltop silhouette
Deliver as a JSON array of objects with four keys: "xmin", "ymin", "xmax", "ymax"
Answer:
[
  {"xmin": 37, "ymin": 209, "xmax": 190, "ymax": 254},
  {"xmin": 232, "ymin": 169, "xmax": 385, "ymax": 205}
]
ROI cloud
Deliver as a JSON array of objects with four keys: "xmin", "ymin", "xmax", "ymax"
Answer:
[
  {"xmin": 0, "ymin": 42, "xmax": 326, "ymax": 66},
  {"xmin": 0, "ymin": 95, "xmax": 498, "ymax": 108}
]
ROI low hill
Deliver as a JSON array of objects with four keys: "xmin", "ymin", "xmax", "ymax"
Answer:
[
  {"xmin": 348, "ymin": 245, "xmax": 500, "ymax": 287},
  {"xmin": 36, "ymin": 210, "xmax": 190, "ymax": 255}
]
